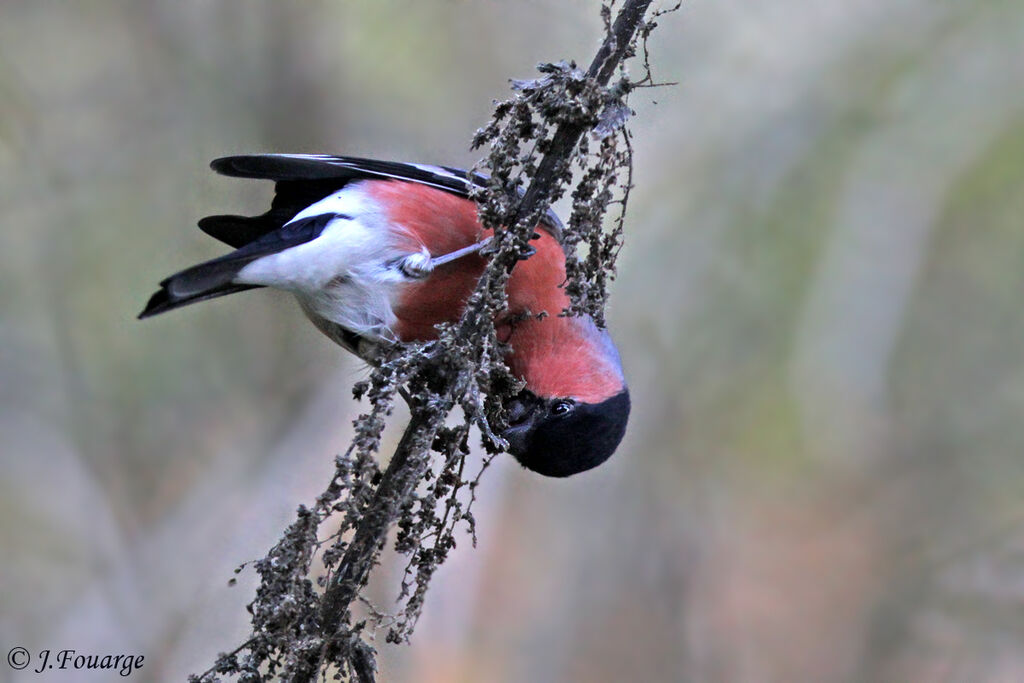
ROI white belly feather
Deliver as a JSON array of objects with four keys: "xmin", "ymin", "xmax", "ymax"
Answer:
[{"xmin": 234, "ymin": 183, "xmax": 419, "ymax": 343}]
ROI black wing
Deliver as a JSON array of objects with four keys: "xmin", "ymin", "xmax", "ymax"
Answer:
[{"xmin": 199, "ymin": 154, "xmax": 563, "ymax": 248}]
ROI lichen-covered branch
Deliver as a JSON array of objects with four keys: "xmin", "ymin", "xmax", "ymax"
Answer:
[{"xmin": 192, "ymin": 2, "xmax": 675, "ymax": 681}]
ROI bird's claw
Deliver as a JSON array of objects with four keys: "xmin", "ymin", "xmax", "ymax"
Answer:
[{"xmin": 397, "ymin": 251, "xmax": 434, "ymax": 279}]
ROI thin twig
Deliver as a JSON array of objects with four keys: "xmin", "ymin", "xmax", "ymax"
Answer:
[
  {"xmin": 512, "ymin": 0, "xmax": 653, "ymax": 227},
  {"xmin": 307, "ymin": 404, "xmax": 446, "ymax": 681}
]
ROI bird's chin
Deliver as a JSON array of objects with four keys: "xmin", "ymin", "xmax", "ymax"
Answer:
[{"xmin": 500, "ymin": 424, "xmax": 532, "ymax": 456}]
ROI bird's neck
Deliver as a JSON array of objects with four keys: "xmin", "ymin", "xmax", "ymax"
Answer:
[{"xmin": 499, "ymin": 234, "xmax": 624, "ymax": 403}]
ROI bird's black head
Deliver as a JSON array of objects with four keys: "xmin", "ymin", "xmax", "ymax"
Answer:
[{"xmin": 500, "ymin": 389, "xmax": 630, "ymax": 477}]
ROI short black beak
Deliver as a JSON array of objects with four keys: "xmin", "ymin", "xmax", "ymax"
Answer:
[
  {"xmin": 506, "ymin": 397, "xmax": 532, "ymax": 425},
  {"xmin": 501, "ymin": 397, "xmax": 536, "ymax": 454}
]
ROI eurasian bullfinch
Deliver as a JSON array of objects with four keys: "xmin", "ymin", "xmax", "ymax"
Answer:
[{"xmin": 140, "ymin": 155, "xmax": 629, "ymax": 477}]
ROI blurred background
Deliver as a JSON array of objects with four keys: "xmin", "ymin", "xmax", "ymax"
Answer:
[{"xmin": 3, "ymin": 1, "xmax": 1024, "ymax": 681}]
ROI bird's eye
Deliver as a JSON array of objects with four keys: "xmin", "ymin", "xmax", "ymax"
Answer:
[{"xmin": 550, "ymin": 400, "xmax": 575, "ymax": 416}]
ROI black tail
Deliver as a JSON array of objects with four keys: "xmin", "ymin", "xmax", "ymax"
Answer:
[
  {"xmin": 138, "ymin": 283, "xmax": 263, "ymax": 319},
  {"xmin": 138, "ymin": 255, "xmax": 265, "ymax": 319},
  {"xmin": 139, "ymin": 212, "xmax": 336, "ymax": 319}
]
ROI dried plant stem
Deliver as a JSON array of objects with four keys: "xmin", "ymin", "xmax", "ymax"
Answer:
[
  {"xmin": 306, "ymin": 2, "xmax": 655, "ymax": 680},
  {"xmin": 312, "ymin": 406, "xmax": 444, "ymax": 677},
  {"xmin": 514, "ymin": 0, "xmax": 653, "ymax": 225}
]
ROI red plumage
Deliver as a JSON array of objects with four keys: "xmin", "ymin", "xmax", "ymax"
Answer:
[{"xmin": 369, "ymin": 180, "xmax": 624, "ymax": 404}]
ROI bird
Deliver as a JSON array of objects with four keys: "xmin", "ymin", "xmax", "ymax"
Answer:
[{"xmin": 140, "ymin": 154, "xmax": 629, "ymax": 477}]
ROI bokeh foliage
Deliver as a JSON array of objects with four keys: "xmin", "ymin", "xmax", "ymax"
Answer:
[{"xmin": 3, "ymin": 1, "xmax": 1024, "ymax": 681}]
